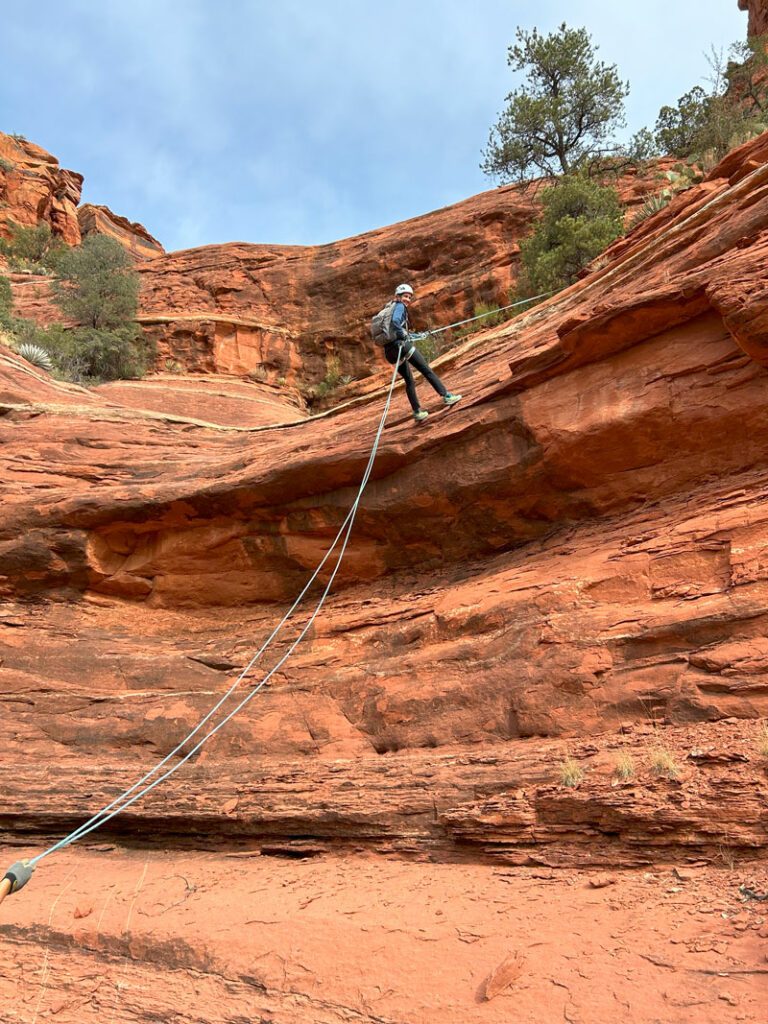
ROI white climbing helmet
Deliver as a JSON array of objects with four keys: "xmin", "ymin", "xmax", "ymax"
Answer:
[{"xmin": 394, "ymin": 283, "xmax": 414, "ymax": 297}]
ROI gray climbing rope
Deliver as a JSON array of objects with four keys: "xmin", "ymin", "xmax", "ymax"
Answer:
[
  {"xmin": 410, "ymin": 290, "xmax": 552, "ymax": 341},
  {"xmin": 14, "ymin": 347, "xmax": 404, "ymax": 877}
]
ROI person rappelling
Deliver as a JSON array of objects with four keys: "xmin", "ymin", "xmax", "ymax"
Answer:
[{"xmin": 371, "ymin": 283, "xmax": 461, "ymax": 423}]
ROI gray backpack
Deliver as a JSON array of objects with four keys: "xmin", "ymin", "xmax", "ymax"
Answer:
[{"xmin": 370, "ymin": 301, "xmax": 397, "ymax": 346}]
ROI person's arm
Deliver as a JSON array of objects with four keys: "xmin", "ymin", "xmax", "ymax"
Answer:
[{"xmin": 391, "ymin": 302, "xmax": 409, "ymax": 342}]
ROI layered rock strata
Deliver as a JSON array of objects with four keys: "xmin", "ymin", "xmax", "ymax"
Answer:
[
  {"xmin": 0, "ymin": 133, "xmax": 767, "ymax": 760},
  {"xmin": 2, "ymin": 131, "xmax": 768, "ymax": 1024},
  {"xmin": 77, "ymin": 203, "xmax": 165, "ymax": 261},
  {"xmin": 0, "ymin": 133, "xmax": 82, "ymax": 244},
  {"xmin": 133, "ymin": 169, "xmax": 672, "ymax": 386}
]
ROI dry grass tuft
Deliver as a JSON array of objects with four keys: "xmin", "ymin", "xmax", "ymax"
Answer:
[
  {"xmin": 557, "ymin": 756, "xmax": 584, "ymax": 788},
  {"xmin": 613, "ymin": 751, "xmax": 636, "ymax": 781},
  {"xmin": 648, "ymin": 745, "xmax": 680, "ymax": 779}
]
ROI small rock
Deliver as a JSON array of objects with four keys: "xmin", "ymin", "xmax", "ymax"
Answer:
[
  {"xmin": 73, "ymin": 903, "xmax": 93, "ymax": 920},
  {"xmin": 672, "ymin": 867, "xmax": 693, "ymax": 882},
  {"xmin": 483, "ymin": 951, "xmax": 525, "ymax": 1001},
  {"xmin": 589, "ymin": 874, "xmax": 617, "ymax": 889}
]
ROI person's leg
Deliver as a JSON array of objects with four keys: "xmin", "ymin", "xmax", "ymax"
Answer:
[
  {"xmin": 398, "ymin": 358, "xmax": 421, "ymax": 412},
  {"xmin": 408, "ymin": 348, "xmax": 448, "ymax": 398}
]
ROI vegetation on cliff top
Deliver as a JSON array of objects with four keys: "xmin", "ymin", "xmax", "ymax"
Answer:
[
  {"xmin": 483, "ymin": 23, "xmax": 768, "ymax": 299},
  {"xmin": 1, "ymin": 229, "xmax": 152, "ymax": 383},
  {"xmin": 481, "ymin": 23, "xmax": 629, "ymax": 184}
]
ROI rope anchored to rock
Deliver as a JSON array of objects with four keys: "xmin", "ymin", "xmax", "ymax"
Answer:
[{"xmin": 2, "ymin": 345, "xmax": 409, "ymax": 902}]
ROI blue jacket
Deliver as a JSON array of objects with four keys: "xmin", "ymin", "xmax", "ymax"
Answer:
[{"xmin": 391, "ymin": 300, "xmax": 409, "ymax": 342}]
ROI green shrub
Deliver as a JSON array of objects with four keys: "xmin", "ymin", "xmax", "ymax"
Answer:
[
  {"xmin": 628, "ymin": 189, "xmax": 673, "ymax": 229},
  {"xmin": 413, "ymin": 331, "xmax": 439, "ymax": 361},
  {"xmin": 307, "ymin": 356, "xmax": 341, "ymax": 402},
  {"xmin": 653, "ymin": 86, "xmax": 712, "ymax": 158},
  {"xmin": 53, "ymin": 234, "xmax": 139, "ymax": 328},
  {"xmin": 0, "ymin": 157, "xmax": 12, "ymax": 173},
  {"xmin": 472, "ymin": 302, "xmax": 507, "ymax": 329},
  {"xmin": 516, "ymin": 174, "xmax": 624, "ymax": 294},
  {"xmin": 0, "ymin": 221, "xmax": 64, "ymax": 272},
  {"xmin": 45, "ymin": 325, "xmax": 150, "ymax": 383},
  {"xmin": 47, "ymin": 234, "xmax": 149, "ymax": 382},
  {"xmin": 0, "ymin": 274, "xmax": 13, "ymax": 326},
  {"xmin": 644, "ymin": 39, "xmax": 768, "ymax": 164}
]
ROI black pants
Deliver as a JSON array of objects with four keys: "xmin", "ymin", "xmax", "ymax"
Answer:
[{"xmin": 384, "ymin": 343, "xmax": 447, "ymax": 413}]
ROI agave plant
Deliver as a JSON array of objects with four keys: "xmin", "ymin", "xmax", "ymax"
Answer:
[
  {"xmin": 629, "ymin": 188, "xmax": 673, "ymax": 230},
  {"xmin": 15, "ymin": 342, "xmax": 54, "ymax": 373}
]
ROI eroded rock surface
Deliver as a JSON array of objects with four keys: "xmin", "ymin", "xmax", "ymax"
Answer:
[
  {"xmin": 78, "ymin": 203, "xmax": 165, "ymax": 261},
  {"xmin": 740, "ymin": 0, "xmax": 768, "ymax": 37},
  {"xmin": 0, "ymin": 133, "xmax": 82, "ymax": 245},
  {"xmin": 3, "ymin": 132, "xmax": 768, "ymax": 1024},
  {"xmin": 134, "ymin": 167, "xmax": 674, "ymax": 386}
]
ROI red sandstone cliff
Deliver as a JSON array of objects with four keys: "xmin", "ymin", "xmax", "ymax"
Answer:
[
  {"xmin": 0, "ymin": 133, "xmax": 82, "ymax": 244},
  {"xmin": 3, "ymin": 91, "xmax": 768, "ymax": 1024},
  {"xmin": 77, "ymin": 203, "xmax": 165, "ymax": 261},
  {"xmin": 1, "ymin": 131, "xmax": 768, "ymax": 795},
  {"xmin": 133, "ymin": 170, "xmax": 671, "ymax": 387},
  {"xmin": 0, "ymin": 132, "xmax": 162, "ymax": 261},
  {"xmin": 740, "ymin": 0, "xmax": 768, "ymax": 37}
]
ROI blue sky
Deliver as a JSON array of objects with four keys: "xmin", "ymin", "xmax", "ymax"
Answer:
[{"xmin": 1, "ymin": 1, "xmax": 749, "ymax": 253}]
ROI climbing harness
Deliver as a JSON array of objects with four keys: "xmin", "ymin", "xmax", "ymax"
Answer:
[{"xmin": 2, "ymin": 346, "xmax": 406, "ymax": 897}]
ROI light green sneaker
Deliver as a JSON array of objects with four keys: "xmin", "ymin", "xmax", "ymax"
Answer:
[
  {"xmin": 413, "ymin": 410, "xmax": 429, "ymax": 423},
  {"xmin": 443, "ymin": 393, "xmax": 462, "ymax": 407}
]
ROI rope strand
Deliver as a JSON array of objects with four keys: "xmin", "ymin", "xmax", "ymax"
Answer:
[{"xmin": 28, "ymin": 348, "xmax": 404, "ymax": 866}]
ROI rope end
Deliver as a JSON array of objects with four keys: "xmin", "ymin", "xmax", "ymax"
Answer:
[{"xmin": 1, "ymin": 859, "xmax": 35, "ymax": 901}]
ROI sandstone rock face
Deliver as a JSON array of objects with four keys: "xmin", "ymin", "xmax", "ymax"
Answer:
[
  {"xmin": 3, "ymin": 135, "xmax": 768, "ymax": 1024},
  {"xmin": 78, "ymin": 203, "xmax": 165, "ymax": 261},
  {"xmin": 2, "ymin": 135, "xmax": 768, "ymax": 742},
  {"xmin": 134, "ymin": 185, "xmax": 541, "ymax": 385},
  {"xmin": 3, "ymin": 269, "xmax": 65, "ymax": 325},
  {"xmin": 93, "ymin": 374, "xmax": 307, "ymax": 428},
  {"xmin": 739, "ymin": 0, "xmax": 768, "ymax": 37},
  {"xmin": 0, "ymin": 132, "xmax": 82, "ymax": 245},
  {"xmin": 134, "ymin": 168, "xmax": 673, "ymax": 387}
]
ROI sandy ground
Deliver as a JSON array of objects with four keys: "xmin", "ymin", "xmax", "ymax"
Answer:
[{"xmin": 1, "ymin": 847, "xmax": 767, "ymax": 1024}]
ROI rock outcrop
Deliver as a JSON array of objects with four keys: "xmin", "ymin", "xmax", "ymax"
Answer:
[
  {"xmin": 1, "ymin": 129, "xmax": 768, "ymax": 755},
  {"xmin": 3, "ymin": 130, "xmax": 768, "ymax": 1024},
  {"xmin": 134, "ymin": 169, "xmax": 671, "ymax": 386},
  {"xmin": 0, "ymin": 133, "xmax": 162, "ymax": 262},
  {"xmin": 740, "ymin": 0, "xmax": 768, "ymax": 37},
  {"xmin": 77, "ymin": 203, "xmax": 165, "ymax": 261},
  {"xmin": 0, "ymin": 133, "xmax": 82, "ymax": 245}
]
